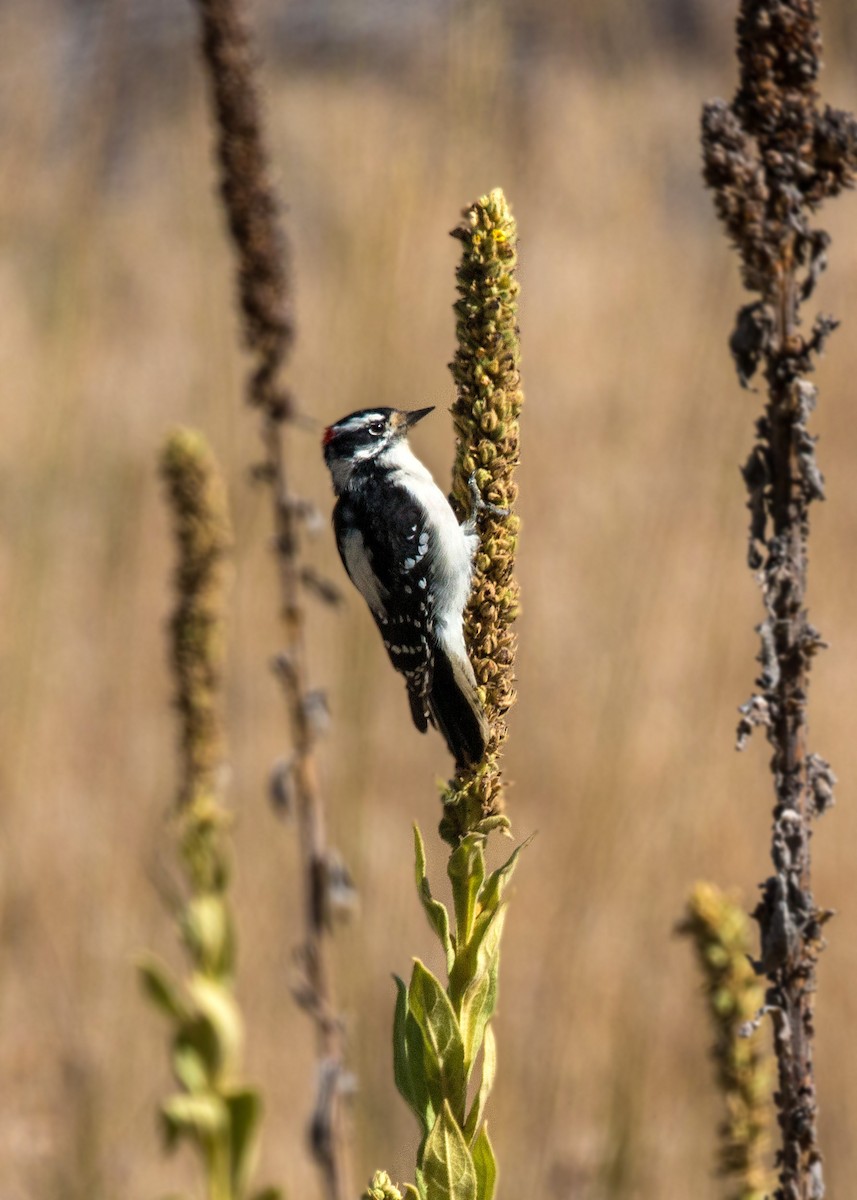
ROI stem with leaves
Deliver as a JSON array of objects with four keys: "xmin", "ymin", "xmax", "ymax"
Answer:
[
  {"xmin": 189, "ymin": 1, "xmax": 352, "ymax": 1195},
  {"xmin": 363, "ymin": 826, "xmax": 527, "ymax": 1200},
  {"xmin": 702, "ymin": 3, "xmax": 857, "ymax": 1195},
  {"xmin": 140, "ymin": 428, "xmax": 280, "ymax": 1200},
  {"xmin": 364, "ymin": 190, "xmax": 524, "ymax": 1200},
  {"xmin": 389, "ymin": 829, "xmax": 526, "ymax": 1200}
]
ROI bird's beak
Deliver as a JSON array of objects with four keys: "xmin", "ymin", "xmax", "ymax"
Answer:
[{"xmin": 403, "ymin": 406, "xmax": 435, "ymax": 430}]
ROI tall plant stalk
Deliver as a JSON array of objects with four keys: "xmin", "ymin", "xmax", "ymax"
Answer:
[
  {"xmin": 440, "ymin": 191, "xmax": 523, "ymax": 846},
  {"xmin": 141, "ymin": 428, "xmax": 280, "ymax": 1200},
  {"xmin": 702, "ymin": 2, "xmax": 857, "ymax": 1195},
  {"xmin": 189, "ymin": 2, "xmax": 352, "ymax": 1196},
  {"xmin": 365, "ymin": 189, "xmax": 524, "ymax": 1200}
]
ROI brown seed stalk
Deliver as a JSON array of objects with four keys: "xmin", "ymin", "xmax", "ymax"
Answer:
[
  {"xmin": 702, "ymin": 3, "xmax": 857, "ymax": 1195},
  {"xmin": 189, "ymin": 1, "xmax": 352, "ymax": 1195}
]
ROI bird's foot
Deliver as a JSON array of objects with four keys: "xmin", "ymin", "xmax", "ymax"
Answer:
[{"xmin": 468, "ymin": 473, "xmax": 510, "ymax": 519}]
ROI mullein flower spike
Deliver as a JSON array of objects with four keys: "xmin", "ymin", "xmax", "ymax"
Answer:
[
  {"xmin": 680, "ymin": 884, "xmax": 773, "ymax": 1200},
  {"xmin": 372, "ymin": 191, "xmax": 525, "ymax": 1200},
  {"xmin": 444, "ymin": 188, "xmax": 523, "ymax": 843},
  {"xmin": 140, "ymin": 429, "xmax": 281, "ymax": 1200}
]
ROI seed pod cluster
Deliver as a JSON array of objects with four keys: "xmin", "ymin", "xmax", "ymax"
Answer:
[{"xmin": 443, "ymin": 189, "xmax": 523, "ymax": 842}]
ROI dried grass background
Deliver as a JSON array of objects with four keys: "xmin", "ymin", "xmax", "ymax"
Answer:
[{"xmin": 2, "ymin": 2, "xmax": 857, "ymax": 1198}]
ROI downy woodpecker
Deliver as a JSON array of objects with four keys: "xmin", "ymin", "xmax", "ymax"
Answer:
[{"xmin": 322, "ymin": 406, "xmax": 489, "ymax": 766}]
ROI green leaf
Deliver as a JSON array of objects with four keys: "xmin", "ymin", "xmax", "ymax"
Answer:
[
  {"xmin": 472, "ymin": 815, "xmax": 511, "ymax": 838},
  {"xmin": 160, "ymin": 1092, "xmax": 226, "ymax": 1151},
  {"xmin": 138, "ymin": 954, "xmax": 186, "ymax": 1021},
  {"xmin": 421, "ymin": 1102, "xmax": 477, "ymax": 1200},
  {"xmin": 172, "ymin": 1039, "xmax": 209, "ymax": 1094},
  {"xmin": 393, "ymin": 977, "xmax": 414, "ymax": 1104},
  {"xmin": 458, "ymin": 958, "xmax": 498, "ymax": 1076},
  {"xmin": 471, "ymin": 1124, "xmax": 497, "ymax": 1200},
  {"xmin": 185, "ymin": 974, "xmax": 243, "ymax": 1078},
  {"xmin": 448, "ymin": 836, "xmax": 485, "ymax": 948},
  {"xmin": 251, "ymin": 1189, "xmax": 284, "ymax": 1200},
  {"xmin": 403, "ymin": 1186, "xmax": 422, "ymax": 1200},
  {"xmin": 449, "ymin": 905, "xmax": 507, "ymax": 1012},
  {"xmin": 181, "ymin": 894, "xmax": 234, "ymax": 978},
  {"xmin": 224, "ymin": 1086, "xmax": 262, "ymax": 1195},
  {"xmin": 408, "ymin": 961, "xmax": 467, "ymax": 1122},
  {"xmin": 464, "ymin": 1024, "xmax": 497, "ymax": 1143},
  {"xmin": 478, "ymin": 835, "xmax": 532, "ymax": 916},
  {"xmin": 393, "ymin": 976, "xmax": 435, "ymax": 1135},
  {"xmin": 472, "ymin": 905, "xmax": 506, "ymax": 977},
  {"xmin": 413, "ymin": 825, "xmax": 455, "ymax": 973}
]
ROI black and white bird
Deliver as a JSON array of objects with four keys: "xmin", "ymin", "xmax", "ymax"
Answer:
[{"xmin": 322, "ymin": 406, "xmax": 488, "ymax": 767}]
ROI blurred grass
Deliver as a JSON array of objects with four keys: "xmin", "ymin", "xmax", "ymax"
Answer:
[{"xmin": 1, "ymin": 2, "xmax": 857, "ymax": 1198}]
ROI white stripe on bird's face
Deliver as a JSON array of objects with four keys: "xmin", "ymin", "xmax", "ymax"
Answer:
[{"xmin": 335, "ymin": 410, "xmax": 388, "ymax": 434}]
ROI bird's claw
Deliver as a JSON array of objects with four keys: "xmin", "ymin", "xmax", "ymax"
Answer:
[{"xmin": 468, "ymin": 473, "xmax": 510, "ymax": 519}]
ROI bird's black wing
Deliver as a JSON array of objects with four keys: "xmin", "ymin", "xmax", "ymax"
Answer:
[{"xmin": 333, "ymin": 486, "xmax": 437, "ymax": 731}]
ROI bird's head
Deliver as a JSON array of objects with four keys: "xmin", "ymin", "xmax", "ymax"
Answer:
[{"xmin": 322, "ymin": 406, "xmax": 434, "ymax": 490}]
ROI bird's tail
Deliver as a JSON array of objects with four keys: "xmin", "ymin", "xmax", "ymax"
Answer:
[{"xmin": 428, "ymin": 643, "xmax": 489, "ymax": 768}]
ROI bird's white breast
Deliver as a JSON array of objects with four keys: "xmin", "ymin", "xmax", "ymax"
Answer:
[{"xmin": 382, "ymin": 440, "xmax": 477, "ymax": 652}]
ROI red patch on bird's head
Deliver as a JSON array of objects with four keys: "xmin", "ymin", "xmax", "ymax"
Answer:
[{"xmin": 322, "ymin": 425, "xmax": 336, "ymax": 447}]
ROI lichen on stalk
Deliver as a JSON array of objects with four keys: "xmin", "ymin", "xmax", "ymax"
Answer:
[
  {"xmin": 443, "ymin": 188, "xmax": 523, "ymax": 844},
  {"xmin": 701, "ymin": 2, "xmax": 857, "ymax": 1195}
]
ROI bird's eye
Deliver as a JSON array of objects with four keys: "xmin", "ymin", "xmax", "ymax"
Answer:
[{"xmin": 369, "ymin": 421, "xmax": 386, "ymax": 436}]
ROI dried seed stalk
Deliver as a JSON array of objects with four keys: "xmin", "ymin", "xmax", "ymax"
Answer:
[
  {"xmin": 702, "ymin": 3, "xmax": 857, "ymax": 1195},
  {"xmin": 190, "ymin": 1, "xmax": 352, "ymax": 1196}
]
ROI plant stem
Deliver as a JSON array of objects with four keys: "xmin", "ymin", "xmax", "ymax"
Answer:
[
  {"xmin": 190, "ymin": 1, "xmax": 352, "ymax": 1195},
  {"xmin": 701, "ymin": 2, "xmax": 857, "ymax": 1194},
  {"xmin": 151, "ymin": 428, "xmax": 281, "ymax": 1200},
  {"xmin": 370, "ymin": 191, "xmax": 524, "ymax": 1200},
  {"xmin": 763, "ymin": 250, "xmax": 818, "ymax": 1197}
]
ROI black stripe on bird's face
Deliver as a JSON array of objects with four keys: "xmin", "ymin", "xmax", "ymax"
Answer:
[{"xmin": 322, "ymin": 406, "xmax": 434, "ymax": 466}]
